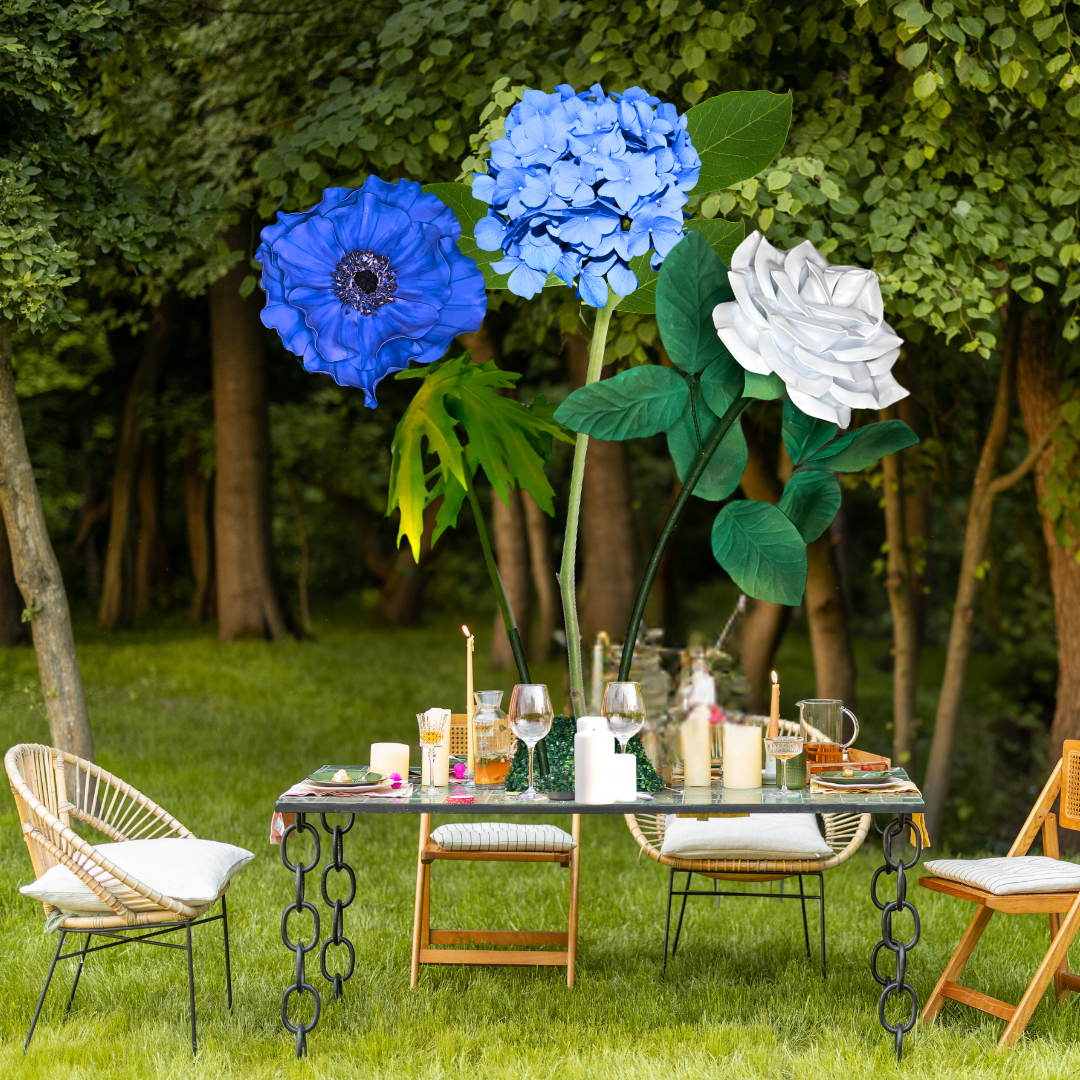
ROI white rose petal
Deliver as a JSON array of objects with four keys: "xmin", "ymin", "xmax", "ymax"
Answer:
[{"xmin": 713, "ymin": 232, "xmax": 908, "ymax": 429}]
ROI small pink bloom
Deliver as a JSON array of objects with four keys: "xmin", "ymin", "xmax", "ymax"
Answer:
[
  {"xmin": 390, "ymin": 772, "xmax": 402, "ymax": 788},
  {"xmin": 453, "ymin": 762, "xmax": 467, "ymax": 780}
]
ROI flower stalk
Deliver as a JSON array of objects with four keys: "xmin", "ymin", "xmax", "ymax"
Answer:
[
  {"xmin": 559, "ymin": 290, "xmax": 621, "ymax": 717},
  {"xmin": 618, "ymin": 393, "xmax": 752, "ymax": 682}
]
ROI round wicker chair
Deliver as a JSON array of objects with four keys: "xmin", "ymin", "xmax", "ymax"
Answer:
[
  {"xmin": 5, "ymin": 743, "xmax": 232, "ymax": 1053},
  {"xmin": 626, "ymin": 718, "xmax": 871, "ymax": 977}
]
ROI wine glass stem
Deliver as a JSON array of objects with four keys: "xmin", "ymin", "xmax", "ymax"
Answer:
[
  {"xmin": 527, "ymin": 744, "xmax": 535, "ymax": 793},
  {"xmin": 428, "ymin": 745, "xmax": 437, "ymax": 793}
]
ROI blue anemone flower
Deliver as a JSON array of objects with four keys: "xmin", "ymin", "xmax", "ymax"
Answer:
[
  {"xmin": 257, "ymin": 177, "xmax": 487, "ymax": 407},
  {"xmin": 471, "ymin": 83, "xmax": 701, "ymax": 308}
]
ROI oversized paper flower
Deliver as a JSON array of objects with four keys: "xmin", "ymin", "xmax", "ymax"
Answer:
[
  {"xmin": 258, "ymin": 177, "xmax": 487, "ymax": 407},
  {"xmin": 712, "ymin": 232, "xmax": 907, "ymax": 428},
  {"xmin": 471, "ymin": 84, "xmax": 701, "ymax": 308}
]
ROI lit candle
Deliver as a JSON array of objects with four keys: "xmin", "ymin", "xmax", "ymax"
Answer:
[
  {"xmin": 462, "ymin": 625, "xmax": 475, "ymax": 775},
  {"xmin": 769, "ymin": 670, "xmax": 780, "ymax": 739}
]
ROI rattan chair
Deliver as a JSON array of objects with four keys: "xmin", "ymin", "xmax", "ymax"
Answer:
[
  {"xmin": 5, "ymin": 743, "xmax": 233, "ymax": 1054},
  {"xmin": 626, "ymin": 718, "xmax": 870, "ymax": 977}
]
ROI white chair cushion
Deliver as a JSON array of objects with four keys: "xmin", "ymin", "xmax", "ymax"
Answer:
[
  {"xmin": 430, "ymin": 822, "xmax": 575, "ymax": 853},
  {"xmin": 19, "ymin": 838, "xmax": 254, "ymax": 915},
  {"xmin": 924, "ymin": 856, "xmax": 1080, "ymax": 896},
  {"xmin": 659, "ymin": 813, "xmax": 834, "ymax": 861}
]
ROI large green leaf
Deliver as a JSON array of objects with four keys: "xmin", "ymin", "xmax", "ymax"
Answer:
[
  {"xmin": 711, "ymin": 500, "xmax": 807, "ymax": 605},
  {"xmin": 685, "ymin": 91, "xmax": 793, "ymax": 194},
  {"xmin": 778, "ymin": 470, "xmax": 841, "ymax": 544},
  {"xmin": 656, "ymin": 230, "xmax": 734, "ymax": 374},
  {"xmin": 699, "ymin": 352, "xmax": 744, "ymax": 417},
  {"xmin": 806, "ymin": 419, "xmax": 919, "ymax": 472},
  {"xmin": 553, "ymin": 365, "xmax": 689, "ymax": 440},
  {"xmin": 667, "ymin": 389, "xmax": 747, "ymax": 501},
  {"xmin": 782, "ymin": 397, "xmax": 839, "ymax": 466}
]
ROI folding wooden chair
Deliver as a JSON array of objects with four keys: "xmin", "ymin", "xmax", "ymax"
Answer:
[
  {"xmin": 921, "ymin": 740, "xmax": 1080, "ymax": 1048},
  {"xmin": 410, "ymin": 714, "xmax": 580, "ymax": 988}
]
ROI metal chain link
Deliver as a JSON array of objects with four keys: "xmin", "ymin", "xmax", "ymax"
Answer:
[
  {"xmin": 280, "ymin": 815, "xmax": 321, "ymax": 1058},
  {"xmin": 870, "ymin": 815, "xmax": 923, "ymax": 1061},
  {"xmin": 319, "ymin": 814, "xmax": 357, "ymax": 997}
]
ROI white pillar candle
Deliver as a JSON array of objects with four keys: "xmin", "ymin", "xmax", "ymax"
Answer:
[
  {"xmin": 612, "ymin": 753, "xmax": 637, "ymax": 801},
  {"xmin": 421, "ymin": 735, "xmax": 450, "ymax": 787},
  {"xmin": 723, "ymin": 723, "xmax": 762, "ymax": 789},
  {"xmin": 370, "ymin": 742, "xmax": 410, "ymax": 780},
  {"xmin": 574, "ymin": 721, "xmax": 615, "ymax": 804},
  {"xmin": 680, "ymin": 704, "xmax": 712, "ymax": 788}
]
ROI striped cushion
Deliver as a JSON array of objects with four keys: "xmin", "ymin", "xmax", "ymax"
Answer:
[
  {"xmin": 430, "ymin": 822, "xmax": 575, "ymax": 853},
  {"xmin": 660, "ymin": 814, "xmax": 833, "ymax": 861},
  {"xmin": 925, "ymin": 856, "xmax": 1080, "ymax": 896}
]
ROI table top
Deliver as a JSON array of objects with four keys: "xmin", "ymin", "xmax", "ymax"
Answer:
[{"xmin": 276, "ymin": 774, "xmax": 924, "ymax": 816}]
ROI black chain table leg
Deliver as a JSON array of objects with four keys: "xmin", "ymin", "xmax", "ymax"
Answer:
[
  {"xmin": 870, "ymin": 814, "xmax": 923, "ymax": 1061},
  {"xmin": 320, "ymin": 814, "xmax": 357, "ymax": 998},
  {"xmin": 281, "ymin": 814, "xmax": 321, "ymax": 1058}
]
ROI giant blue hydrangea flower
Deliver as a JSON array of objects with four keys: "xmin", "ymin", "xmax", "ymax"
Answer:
[
  {"xmin": 471, "ymin": 84, "xmax": 701, "ymax": 308},
  {"xmin": 258, "ymin": 177, "xmax": 487, "ymax": 406}
]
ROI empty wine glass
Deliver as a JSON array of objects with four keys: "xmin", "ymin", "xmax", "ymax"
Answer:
[
  {"xmin": 602, "ymin": 681, "xmax": 646, "ymax": 753},
  {"xmin": 508, "ymin": 684, "xmax": 553, "ymax": 801},
  {"xmin": 416, "ymin": 710, "xmax": 449, "ymax": 795}
]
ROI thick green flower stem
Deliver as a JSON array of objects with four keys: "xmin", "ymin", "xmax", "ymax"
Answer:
[
  {"xmin": 618, "ymin": 394, "xmax": 752, "ymax": 682},
  {"xmin": 559, "ymin": 291, "xmax": 622, "ymax": 719}
]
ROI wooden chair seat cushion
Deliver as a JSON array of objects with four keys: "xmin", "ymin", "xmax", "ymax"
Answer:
[
  {"xmin": 429, "ymin": 822, "xmax": 575, "ymax": 854},
  {"xmin": 659, "ymin": 813, "xmax": 834, "ymax": 861},
  {"xmin": 924, "ymin": 856, "xmax": 1080, "ymax": 896},
  {"xmin": 19, "ymin": 837, "xmax": 254, "ymax": 915}
]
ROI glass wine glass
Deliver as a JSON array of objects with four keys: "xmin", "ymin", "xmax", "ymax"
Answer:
[
  {"xmin": 764, "ymin": 734, "xmax": 803, "ymax": 797},
  {"xmin": 416, "ymin": 710, "xmax": 449, "ymax": 795},
  {"xmin": 602, "ymin": 681, "xmax": 646, "ymax": 753},
  {"xmin": 508, "ymin": 684, "xmax": 553, "ymax": 801}
]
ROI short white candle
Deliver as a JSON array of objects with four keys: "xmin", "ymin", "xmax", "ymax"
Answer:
[
  {"xmin": 613, "ymin": 753, "xmax": 637, "ymax": 801},
  {"xmin": 370, "ymin": 742, "xmax": 410, "ymax": 780},
  {"xmin": 723, "ymin": 723, "xmax": 762, "ymax": 789}
]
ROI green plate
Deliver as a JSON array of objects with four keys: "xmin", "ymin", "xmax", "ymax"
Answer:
[
  {"xmin": 815, "ymin": 769, "xmax": 896, "ymax": 785},
  {"xmin": 307, "ymin": 765, "xmax": 387, "ymax": 787}
]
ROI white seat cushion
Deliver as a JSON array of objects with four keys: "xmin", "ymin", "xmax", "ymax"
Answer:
[
  {"xmin": 659, "ymin": 814, "xmax": 833, "ymax": 861},
  {"xmin": 19, "ymin": 838, "xmax": 254, "ymax": 915},
  {"xmin": 430, "ymin": 822, "xmax": 575, "ymax": 853},
  {"xmin": 924, "ymin": 856, "xmax": 1080, "ymax": 896}
]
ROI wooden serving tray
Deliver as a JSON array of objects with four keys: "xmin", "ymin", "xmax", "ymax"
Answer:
[{"xmin": 807, "ymin": 748, "xmax": 891, "ymax": 776}]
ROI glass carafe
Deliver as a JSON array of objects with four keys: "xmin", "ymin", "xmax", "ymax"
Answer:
[{"xmin": 473, "ymin": 690, "xmax": 516, "ymax": 787}]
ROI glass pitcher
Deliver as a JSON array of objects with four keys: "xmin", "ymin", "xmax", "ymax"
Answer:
[
  {"xmin": 797, "ymin": 698, "xmax": 859, "ymax": 765},
  {"xmin": 473, "ymin": 690, "xmax": 516, "ymax": 787}
]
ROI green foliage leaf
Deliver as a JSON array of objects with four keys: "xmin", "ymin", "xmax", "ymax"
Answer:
[
  {"xmin": 685, "ymin": 91, "xmax": 793, "ymax": 194},
  {"xmin": 781, "ymin": 398, "xmax": 839, "ymax": 466},
  {"xmin": 553, "ymin": 365, "xmax": 689, "ymax": 440},
  {"xmin": 655, "ymin": 230, "xmax": 734, "ymax": 373},
  {"xmin": 699, "ymin": 353, "xmax": 744, "ymax": 417},
  {"xmin": 667, "ymin": 389, "xmax": 747, "ymax": 501},
  {"xmin": 422, "ymin": 182, "xmax": 508, "ymax": 289},
  {"xmin": 711, "ymin": 501, "xmax": 808, "ymax": 605},
  {"xmin": 743, "ymin": 371, "xmax": 786, "ymax": 399},
  {"xmin": 778, "ymin": 470, "xmax": 842, "ymax": 544},
  {"xmin": 806, "ymin": 419, "xmax": 919, "ymax": 472}
]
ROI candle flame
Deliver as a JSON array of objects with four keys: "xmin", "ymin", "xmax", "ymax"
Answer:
[
  {"xmin": 771, "ymin": 670, "xmax": 778, "ymax": 684},
  {"xmin": 462, "ymin": 624, "xmax": 472, "ymax": 639}
]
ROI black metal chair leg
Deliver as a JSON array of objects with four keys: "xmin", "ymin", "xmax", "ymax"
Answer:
[
  {"xmin": 818, "ymin": 873, "xmax": 827, "ymax": 979},
  {"xmin": 797, "ymin": 874, "xmax": 811, "ymax": 959},
  {"xmin": 25, "ymin": 931, "xmax": 65, "ymax": 1052},
  {"xmin": 671, "ymin": 872, "xmax": 692, "ymax": 958},
  {"xmin": 221, "ymin": 895, "xmax": 233, "ymax": 1010},
  {"xmin": 66, "ymin": 934, "xmax": 90, "ymax": 1014},
  {"xmin": 662, "ymin": 869, "xmax": 675, "ymax": 977},
  {"xmin": 186, "ymin": 923, "xmax": 197, "ymax": 1056}
]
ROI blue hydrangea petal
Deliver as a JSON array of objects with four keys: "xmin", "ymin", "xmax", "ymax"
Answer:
[
  {"xmin": 607, "ymin": 260, "xmax": 638, "ymax": 298},
  {"xmin": 472, "ymin": 174, "xmax": 496, "ymax": 204},
  {"xmin": 475, "ymin": 214, "xmax": 508, "ymax": 251},
  {"xmin": 578, "ymin": 268, "xmax": 608, "ymax": 308}
]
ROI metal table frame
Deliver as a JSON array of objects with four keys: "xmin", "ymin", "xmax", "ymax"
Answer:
[{"xmin": 276, "ymin": 781, "xmax": 924, "ymax": 1059}]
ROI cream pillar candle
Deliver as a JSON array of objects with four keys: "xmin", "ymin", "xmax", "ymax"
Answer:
[
  {"xmin": 370, "ymin": 742, "xmax": 410, "ymax": 780},
  {"xmin": 723, "ymin": 723, "xmax": 762, "ymax": 789},
  {"xmin": 574, "ymin": 718, "xmax": 615, "ymax": 803},
  {"xmin": 680, "ymin": 704, "xmax": 712, "ymax": 788}
]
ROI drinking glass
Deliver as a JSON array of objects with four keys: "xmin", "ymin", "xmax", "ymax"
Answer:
[
  {"xmin": 764, "ymin": 735, "xmax": 804, "ymax": 797},
  {"xmin": 508, "ymin": 684, "xmax": 553, "ymax": 801},
  {"xmin": 416, "ymin": 710, "xmax": 449, "ymax": 795},
  {"xmin": 602, "ymin": 681, "xmax": 646, "ymax": 753}
]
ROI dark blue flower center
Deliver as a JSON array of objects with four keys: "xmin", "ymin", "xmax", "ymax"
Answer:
[{"xmin": 332, "ymin": 250, "xmax": 397, "ymax": 316}]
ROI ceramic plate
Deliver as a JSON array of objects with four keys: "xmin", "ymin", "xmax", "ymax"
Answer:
[
  {"xmin": 815, "ymin": 769, "xmax": 896, "ymax": 784},
  {"xmin": 307, "ymin": 765, "xmax": 388, "ymax": 788}
]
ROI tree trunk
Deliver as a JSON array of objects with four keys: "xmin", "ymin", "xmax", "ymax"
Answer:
[
  {"xmin": 1017, "ymin": 309, "xmax": 1080, "ymax": 757},
  {"xmin": 378, "ymin": 499, "xmax": 441, "ymax": 626},
  {"xmin": 522, "ymin": 489, "xmax": 557, "ymax": 662},
  {"xmin": 186, "ymin": 448, "xmax": 214, "ymax": 623},
  {"xmin": 79, "ymin": 417, "xmax": 101, "ymax": 599},
  {"xmin": 210, "ymin": 222, "xmax": 290, "ymax": 641},
  {"xmin": 98, "ymin": 301, "xmax": 170, "ymax": 629},
  {"xmin": 490, "ymin": 484, "xmax": 531, "ymax": 667},
  {"xmin": 899, "ymin": 396, "xmax": 930, "ymax": 645},
  {"xmin": 881, "ymin": 425, "xmax": 919, "ymax": 767},
  {"xmin": 0, "ymin": 510, "xmax": 25, "ymax": 645},
  {"xmin": 0, "ymin": 325, "xmax": 93, "ymax": 759},
  {"xmin": 135, "ymin": 440, "xmax": 167, "ymax": 611},
  {"xmin": 805, "ymin": 534, "xmax": 856, "ymax": 706}
]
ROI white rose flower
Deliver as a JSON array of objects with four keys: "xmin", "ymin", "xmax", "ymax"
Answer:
[{"xmin": 712, "ymin": 232, "xmax": 907, "ymax": 429}]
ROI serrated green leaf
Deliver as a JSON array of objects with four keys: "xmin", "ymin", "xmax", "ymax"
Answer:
[
  {"xmin": 778, "ymin": 470, "xmax": 841, "ymax": 544},
  {"xmin": 422, "ymin": 182, "xmax": 509, "ymax": 290},
  {"xmin": 431, "ymin": 472, "xmax": 469, "ymax": 547},
  {"xmin": 711, "ymin": 501, "xmax": 807, "ymax": 605},
  {"xmin": 806, "ymin": 419, "xmax": 919, "ymax": 472},
  {"xmin": 656, "ymin": 231, "xmax": 734, "ymax": 373},
  {"xmin": 782, "ymin": 397, "xmax": 839, "ymax": 465},
  {"xmin": 667, "ymin": 389, "xmax": 747, "ymax": 501},
  {"xmin": 685, "ymin": 91, "xmax": 793, "ymax": 194},
  {"xmin": 743, "ymin": 371, "xmax": 786, "ymax": 399},
  {"xmin": 553, "ymin": 366, "xmax": 689, "ymax": 440}
]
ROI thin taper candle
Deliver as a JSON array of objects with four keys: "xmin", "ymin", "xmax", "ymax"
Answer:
[
  {"xmin": 463, "ymin": 625, "xmax": 475, "ymax": 772},
  {"xmin": 769, "ymin": 670, "xmax": 780, "ymax": 739}
]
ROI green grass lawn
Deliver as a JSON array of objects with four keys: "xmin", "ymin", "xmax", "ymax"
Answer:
[{"xmin": 0, "ymin": 611, "xmax": 1077, "ymax": 1078}]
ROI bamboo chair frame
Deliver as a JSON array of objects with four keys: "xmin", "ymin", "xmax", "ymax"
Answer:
[
  {"xmin": 410, "ymin": 716, "xmax": 581, "ymax": 988},
  {"xmin": 920, "ymin": 740, "xmax": 1080, "ymax": 1048}
]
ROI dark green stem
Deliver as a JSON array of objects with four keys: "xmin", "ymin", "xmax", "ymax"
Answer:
[{"xmin": 618, "ymin": 394, "xmax": 752, "ymax": 682}]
